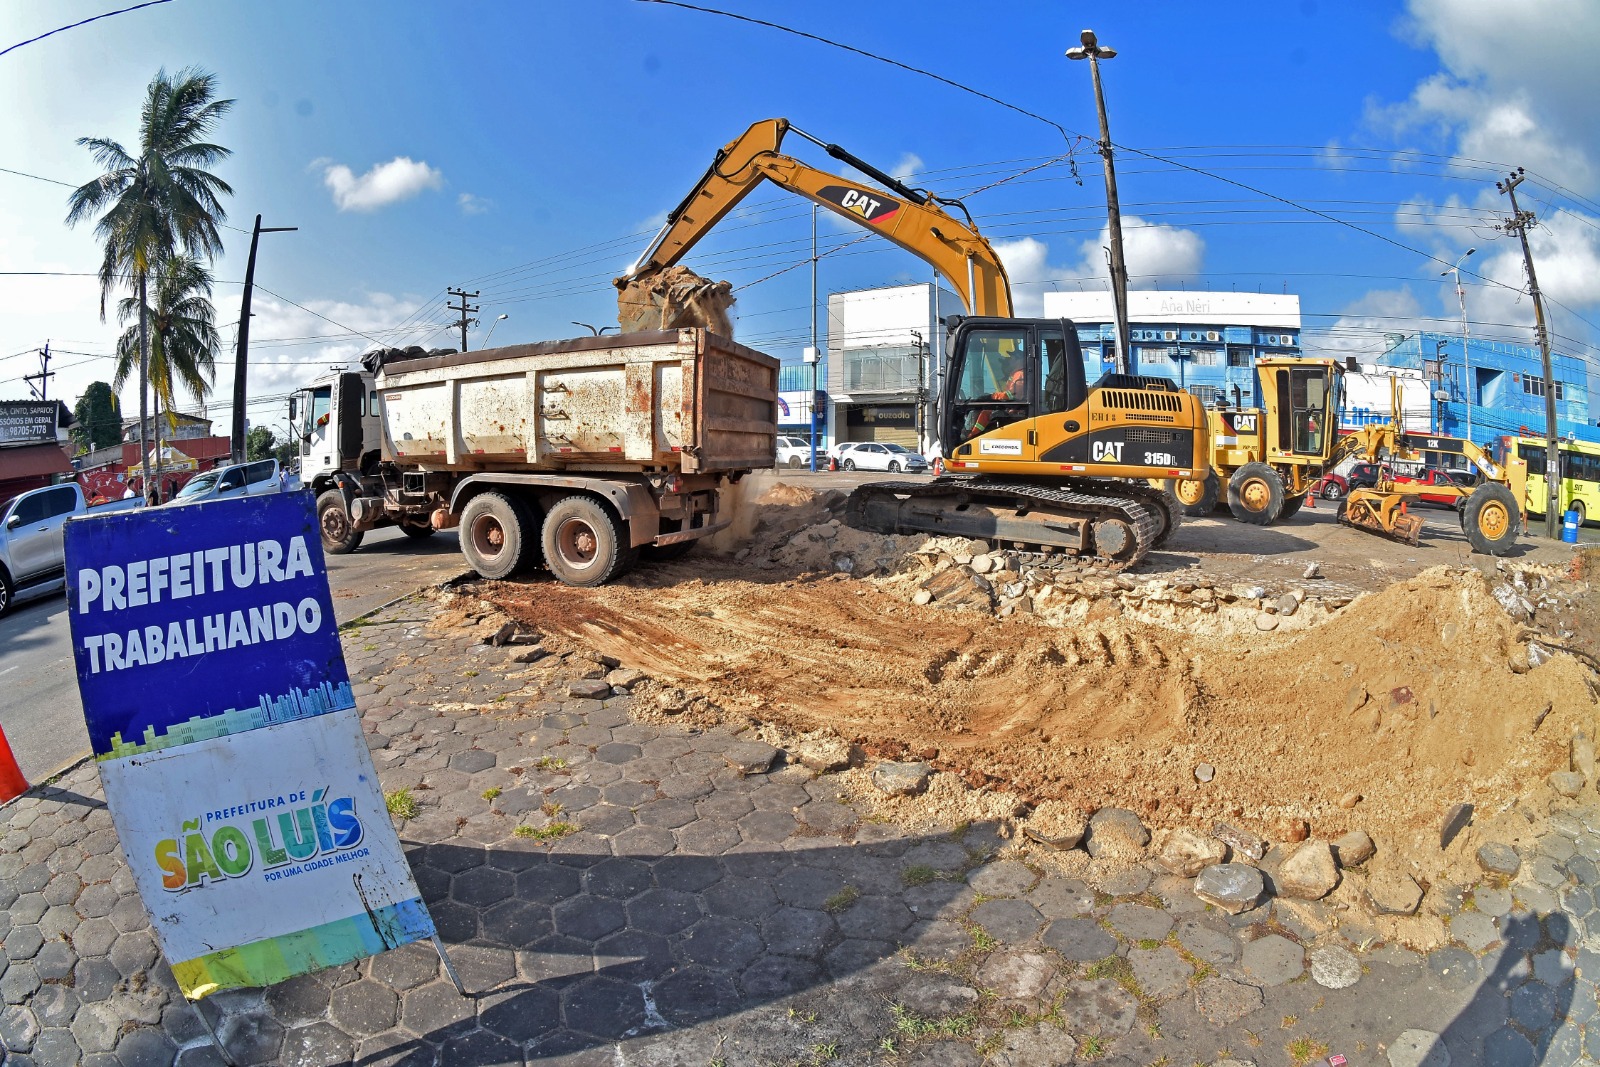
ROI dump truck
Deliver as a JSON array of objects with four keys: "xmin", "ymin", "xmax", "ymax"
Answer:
[{"xmin": 291, "ymin": 328, "xmax": 779, "ymax": 586}]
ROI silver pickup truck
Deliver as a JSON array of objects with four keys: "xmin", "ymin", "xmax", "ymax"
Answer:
[{"xmin": 0, "ymin": 482, "xmax": 141, "ymax": 615}]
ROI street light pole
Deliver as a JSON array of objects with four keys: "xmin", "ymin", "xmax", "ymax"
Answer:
[
  {"xmin": 1067, "ymin": 29, "xmax": 1131, "ymax": 376},
  {"xmin": 232, "ymin": 214, "xmax": 298, "ymax": 463},
  {"xmin": 483, "ymin": 313, "xmax": 509, "ymax": 347},
  {"xmin": 1441, "ymin": 247, "xmax": 1475, "ymax": 442}
]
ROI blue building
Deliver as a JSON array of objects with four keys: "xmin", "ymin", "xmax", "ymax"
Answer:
[
  {"xmin": 1377, "ymin": 331, "xmax": 1597, "ymax": 447},
  {"xmin": 1042, "ymin": 291, "xmax": 1302, "ymax": 406},
  {"xmin": 776, "ymin": 361, "xmax": 828, "ymax": 441}
]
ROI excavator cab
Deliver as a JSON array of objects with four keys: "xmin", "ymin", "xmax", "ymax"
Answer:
[{"xmin": 944, "ymin": 319, "xmax": 1086, "ymax": 451}]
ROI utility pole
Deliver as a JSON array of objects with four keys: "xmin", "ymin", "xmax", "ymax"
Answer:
[
  {"xmin": 448, "ymin": 288, "xmax": 481, "ymax": 353},
  {"xmin": 808, "ymin": 205, "xmax": 820, "ymax": 472},
  {"xmin": 1497, "ymin": 168, "xmax": 1562, "ymax": 538},
  {"xmin": 1441, "ymin": 247, "xmax": 1475, "ymax": 442},
  {"xmin": 911, "ymin": 330, "xmax": 927, "ymax": 449},
  {"xmin": 23, "ymin": 342, "xmax": 53, "ymax": 400},
  {"xmin": 232, "ymin": 214, "xmax": 298, "ymax": 463},
  {"xmin": 1067, "ymin": 29, "xmax": 1132, "ymax": 375}
]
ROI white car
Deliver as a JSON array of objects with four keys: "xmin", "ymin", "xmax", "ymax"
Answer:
[
  {"xmin": 838, "ymin": 442, "xmax": 928, "ymax": 473},
  {"xmin": 166, "ymin": 459, "xmax": 296, "ymax": 506},
  {"xmin": 775, "ymin": 435, "xmax": 814, "ymax": 468}
]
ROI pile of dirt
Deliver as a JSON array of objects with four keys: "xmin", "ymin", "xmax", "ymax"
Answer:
[
  {"xmin": 615, "ymin": 264, "xmax": 735, "ymax": 336},
  {"xmin": 477, "ymin": 484, "xmax": 1600, "ymax": 898}
]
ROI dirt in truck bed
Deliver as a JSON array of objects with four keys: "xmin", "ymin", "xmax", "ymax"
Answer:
[{"xmin": 475, "ymin": 478, "xmax": 1600, "ymax": 897}]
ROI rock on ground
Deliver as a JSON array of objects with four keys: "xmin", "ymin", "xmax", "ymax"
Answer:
[
  {"xmin": 1309, "ymin": 945, "xmax": 1362, "ymax": 989},
  {"xmin": 1194, "ymin": 863, "xmax": 1265, "ymax": 914},
  {"xmin": 1085, "ymin": 807, "xmax": 1149, "ymax": 859},
  {"xmin": 1277, "ymin": 840, "xmax": 1340, "ymax": 900},
  {"xmin": 1476, "ymin": 842, "xmax": 1521, "ymax": 878},
  {"xmin": 1157, "ymin": 828, "xmax": 1227, "ymax": 878},
  {"xmin": 872, "ymin": 761, "xmax": 932, "ymax": 796},
  {"xmin": 1021, "ymin": 800, "xmax": 1086, "ymax": 850},
  {"xmin": 1331, "ymin": 830, "xmax": 1375, "ymax": 868},
  {"xmin": 1212, "ymin": 822, "xmax": 1266, "ymax": 861},
  {"xmin": 793, "ymin": 737, "xmax": 851, "ymax": 773},
  {"xmin": 1366, "ymin": 868, "xmax": 1424, "ymax": 915}
]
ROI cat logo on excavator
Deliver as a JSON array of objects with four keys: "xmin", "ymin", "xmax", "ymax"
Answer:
[{"xmin": 816, "ymin": 185, "xmax": 901, "ymax": 224}]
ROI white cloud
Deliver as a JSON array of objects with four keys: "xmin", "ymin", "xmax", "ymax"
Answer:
[
  {"xmin": 1304, "ymin": 287, "xmax": 1429, "ymax": 358},
  {"xmin": 321, "ymin": 157, "xmax": 444, "ymax": 212},
  {"xmin": 457, "ymin": 192, "xmax": 492, "ymax": 216},
  {"xmin": 993, "ymin": 217, "xmax": 1205, "ymax": 316},
  {"xmin": 889, "ymin": 153, "xmax": 924, "ymax": 183},
  {"xmin": 1371, "ymin": 0, "xmax": 1600, "ymax": 193}
]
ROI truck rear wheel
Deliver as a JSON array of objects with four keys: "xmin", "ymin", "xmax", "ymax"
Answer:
[
  {"xmin": 1227, "ymin": 462, "xmax": 1284, "ymax": 525},
  {"xmin": 1462, "ymin": 482, "xmax": 1519, "ymax": 556},
  {"xmin": 317, "ymin": 490, "xmax": 364, "ymax": 554},
  {"xmin": 1168, "ymin": 472, "xmax": 1219, "ymax": 517},
  {"xmin": 542, "ymin": 495, "xmax": 637, "ymax": 587},
  {"xmin": 461, "ymin": 492, "xmax": 534, "ymax": 579}
]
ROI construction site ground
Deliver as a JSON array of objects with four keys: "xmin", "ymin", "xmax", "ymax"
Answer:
[{"xmin": 481, "ymin": 471, "xmax": 1600, "ymax": 925}]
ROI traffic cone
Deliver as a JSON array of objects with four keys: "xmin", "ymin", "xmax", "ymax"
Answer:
[
  {"xmin": 932, "ymin": 456, "xmax": 944, "ymax": 477},
  {"xmin": 0, "ymin": 724, "xmax": 28, "ymax": 804},
  {"xmin": 828, "ymin": 454, "xmax": 838, "ymax": 472}
]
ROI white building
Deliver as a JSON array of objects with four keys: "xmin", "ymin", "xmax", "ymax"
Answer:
[{"xmin": 826, "ymin": 281, "xmax": 960, "ymax": 453}]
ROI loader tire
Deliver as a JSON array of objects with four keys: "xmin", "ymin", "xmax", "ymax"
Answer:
[
  {"xmin": 542, "ymin": 495, "xmax": 638, "ymax": 587},
  {"xmin": 317, "ymin": 490, "xmax": 364, "ymax": 554},
  {"xmin": 1462, "ymin": 482, "xmax": 1520, "ymax": 556},
  {"xmin": 1278, "ymin": 493, "xmax": 1307, "ymax": 521},
  {"xmin": 461, "ymin": 491, "xmax": 535, "ymax": 579},
  {"xmin": 1227, "ymin": 462, "xmax": 1284, "ymax": 525},
  {"xmin": 1168, "ymin": 472, "xmax": 1220, "ymax": 517}
]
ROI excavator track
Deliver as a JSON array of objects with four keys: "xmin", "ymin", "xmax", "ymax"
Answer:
[{"xmin": 844, "ymin": 476, "xmax": 1178, "ymax": 573}]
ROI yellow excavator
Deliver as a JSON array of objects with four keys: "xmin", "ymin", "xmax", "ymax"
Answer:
[{"xmin": 616, "ymin": 117, "xmax": 1211, "ymax": 569}]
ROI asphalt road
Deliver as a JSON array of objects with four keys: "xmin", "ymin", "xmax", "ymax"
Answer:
[{"xmin": 0, "ymin": 525, "xmax": 469, "ymax": 785}]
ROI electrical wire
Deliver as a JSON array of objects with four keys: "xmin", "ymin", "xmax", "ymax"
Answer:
[{"xmin": 0, "ymin": 0, "xmax": 174, "ymax": 59}]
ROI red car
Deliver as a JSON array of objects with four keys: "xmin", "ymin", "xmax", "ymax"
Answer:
[
  {"xmin": 1415, "ymin": 468, "xmax": 1476, "ymax": 507},
  {"xmin": 1312, "ymin": 472, "xmax": 1348, "ymax": 500}
]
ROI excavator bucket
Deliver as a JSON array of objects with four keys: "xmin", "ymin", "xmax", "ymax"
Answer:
[{"xmin": 617, "ymin": 265, "xmax": 737, "ymax": 337}]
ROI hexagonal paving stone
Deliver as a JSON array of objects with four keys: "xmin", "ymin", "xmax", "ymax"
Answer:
[
  {"xmin": 1129, "ymin": 945, "xmax": 1193, "ymax": 999},
  {"xmin": 4, "ymin": 925, "xmax": 43, "ymax": 961},
  {"xmin": 678, "ymin": 917, "xmax": 763, "ymax": 971},
  {"xmin": 969, "ymin": 898, "xmax": 1046, "ymax": 944},
  {"xmin": 702, "ymin": 877, "xmax": 780, "ymax": 922},
  {"xmin": 1173, "ymin": 918, "xmax": 1239, "ymax": 965},
  {"xmin": 652, "ymin": 854, "xmax": 722, "ymax": 894},
  {"xmin": 593, "ymin": 929, "xmax": 672, "ymax": 983},
  {"xmin": 1040, "ymin": 918, "xmax": 1116, "ymax": 962},
  {"xmin": 451, "ymin": 944, "xmax": 517, "ymax": 993},
  {"xmin": 654, "ymin": 967, "xmax": 743, "ymax": 1026},
  {"xmin": 451, "ymin": 865, "xmax": 515, "ymax": 909},
  {"xmin": 967, "ymin": 860, "xmax": 1037, "ymax": 898},
  {"xmin": 775, "ymin": 867, "xmax": 848, "ymax": 910},
  {"xmin": 594, "ymin": 742, "xmax": 643, "ymax": 765},
  {"xmin": 836, "ymin": 896, "xmax": 915, "ymax": 939},
  {"xmin": 479, "ymin": 985, "xmax": 561, "ymax": 1044},
  {"xmin": 1240, "ymin": 933, "xmax": 1304, "ymax": 986},
  {"xmin": 32, "ymin": 941, "xmax": 76, "ymax": 983},
  {"xmin": 367, "ymin": 942, "xmax": 440, "ymax": 990},
  {"xmin": 1029, "ymin": 876, "xmax": 1095, "ymax": 919},
  {"xmin": 553, "ymin": 896, "xmax": 628, "ymax": 944},
  {"xmin": 1510, "ymin": 979, "xmax": 1557, "ymax": 1031},
  {"xmin": 627, "ymin": 888, "xmax": 701, "ymax": 935},
  {"xmin": 737, "ymin": 810, "xmax": 799, "ymax": 843},
  {"xmin": 329, "ymin": 980, "xmax": 399, "ymax": 1037},
  {"xmin": 517, "ymin": 863, "xmax": 582, "ymax": 905},
  {"xmin": 761, "ymin": 907, "xmax": 836, "ymax": 957},
  {"xmin": 560, "ymin": 975, "xmax": 645, "ymax": 1039},
  {"xmin": 584, "ymin": 858, "xmax": 654, "ymax": 900},
  {"xmin": 448, "ymin": 749, "xmax": 497, "ymax": 774},
  {"xmin": 1107, "ymin": 903, "xmax": 1174, "ymax": 944},
  {"xmin": 266, "ymin": 973, "xmax": 331, "ymax": 1024},
  {"xmin": 399, "ymin": 981, "xmax": 475, "ymax": 1040}
]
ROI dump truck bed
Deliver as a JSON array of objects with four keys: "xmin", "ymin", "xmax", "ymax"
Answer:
[{"xmin": 376, "ymin": 328, "xmax": 778, "ymax": 475}]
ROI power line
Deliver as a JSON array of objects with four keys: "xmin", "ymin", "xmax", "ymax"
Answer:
[{"xmin": 0, "ymin": 0, "xmax": 175, "ymax": 59}]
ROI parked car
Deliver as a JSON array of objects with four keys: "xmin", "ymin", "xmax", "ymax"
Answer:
[
  {"xmin": 1345, "ymin": 461, "xmax": 1424, "ymax": 492},
  {"xmin": 1311, "ymin": 472, "xmax": 1348, "ymax": 500},
  {"xmin": 774, "ymin": 436, "xmax": 814, "ymax": 468},
  {"xmin": 1415, "ymin": 468, "xmax": 1477, "ymax": 507},
  {"xmin": 838, "ymin": 442, "xmax": 928, "ymax": 473},
  {"xmin": 164, "ymin": 459, "xmax": 293, "ymax": 507},
  {"xmin": 0, "ymin": 482, "xmax": 141, "ymax": 615}
]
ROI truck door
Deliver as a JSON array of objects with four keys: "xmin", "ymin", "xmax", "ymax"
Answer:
[
  {"xmin": 5, "ymin": 486, "xmax": 76, "ymax": 580},
  {"xmin": 332, "ymin": 372, "xmax": 366, "ymax": 472}
]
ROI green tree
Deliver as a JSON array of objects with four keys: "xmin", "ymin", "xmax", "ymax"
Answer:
[
  {"xmin": 113, "ymin": 253, "xmax": 221, "ymax": 474},
  {"xmin": 273, "ymin": 439, "xmax": 298, "ymax": 467},
  {"xmin": 245, "ymin": 425, "xmax": 276, "ymax": 461},
  {"xmin": 65, "ymin": 67, "xmax": 234, "ymax": 491},
  {"xmin": 71, "ymin": 381, "xmax": 121, "ymax": 454}
]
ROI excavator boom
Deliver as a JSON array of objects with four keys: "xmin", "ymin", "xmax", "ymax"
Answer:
[{"xmin": 620, "ymin": 118, "xmax": 1013, "ymax": 319}]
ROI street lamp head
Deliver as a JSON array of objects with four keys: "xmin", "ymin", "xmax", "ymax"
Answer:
[
  {"xmin": 495, "ymin": 313, "xmax": 508, "ymax": 321},
  {"xmin": 1066, "ymin": 46, "xmax": 1087, "ymax": 59},
  {"xmin": 1097, "ymin": 46, "xmax": 1117, "ymax": 58},
  {"xmin": 1080, "ymin": 29, "xmax": 1097, "ymax": 47}
]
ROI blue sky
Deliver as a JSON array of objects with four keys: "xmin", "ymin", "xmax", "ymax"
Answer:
[{"xmin": 2, "ymin": 0, "xmax": 1597, "ymax": 436}]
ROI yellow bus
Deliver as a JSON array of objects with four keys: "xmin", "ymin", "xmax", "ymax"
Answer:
[{"xmin": 1494, "ymin": 435, "xmax": 1600, "ymax": 525}]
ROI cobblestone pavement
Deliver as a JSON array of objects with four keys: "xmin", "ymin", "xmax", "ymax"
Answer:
[{"xmin": 3, "ymin": 597, "xmax": 1600, "ymax": 1066}]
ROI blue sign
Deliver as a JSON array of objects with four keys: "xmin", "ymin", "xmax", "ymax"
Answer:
[{"xmin": 65, "ymin": 491, "xmax": 350, "ymax": 759}]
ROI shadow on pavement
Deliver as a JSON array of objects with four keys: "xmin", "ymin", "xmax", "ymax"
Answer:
[
  {"xmin": 1439, "ymin": 912, "xmax": 1578, "ymax": 1066},
  {"xmin": 337, "ymin": 831, "xmax": 982, "ymax": 1064}
]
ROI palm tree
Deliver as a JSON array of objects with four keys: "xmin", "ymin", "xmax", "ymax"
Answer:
[
  {"xmin": 114, "ymin": 254, "xmax": 221, "ymax": 493},
  {"xmin": 65, "ymin": 67, "xmax": 233, "ymax": 492}
]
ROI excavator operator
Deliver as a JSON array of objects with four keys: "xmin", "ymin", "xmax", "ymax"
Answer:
[{"xmin": 962, "ymin": 349, "xmax": 1026, "ymax": 441}]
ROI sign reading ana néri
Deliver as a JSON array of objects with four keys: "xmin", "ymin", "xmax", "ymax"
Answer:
[{"xmin": 66, "ymin": 492, "xmax": 435, "ymax": 1000}]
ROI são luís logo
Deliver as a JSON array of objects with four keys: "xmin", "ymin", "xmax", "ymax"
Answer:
[{"xmin": 155, "ymin": 788, "xmax": 365, "ymax": 891}]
